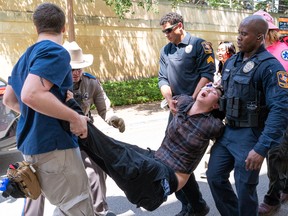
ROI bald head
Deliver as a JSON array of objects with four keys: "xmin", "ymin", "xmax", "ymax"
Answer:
[
  {"xmin": 241, "ymin": 15, "xmax": 269, "ymax": 38},
  {"xmin": 237, "ymin": 15, "xmax": 269, "ymax": 58}
]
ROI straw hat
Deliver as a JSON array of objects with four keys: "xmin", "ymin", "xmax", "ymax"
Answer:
[
  {"xmin": 63, "ymin": 41, "xmax": 94, "ymax": 69},
  {"xmin": 253, "ymin": 10, "xmax": 279, "ymax": 30}
]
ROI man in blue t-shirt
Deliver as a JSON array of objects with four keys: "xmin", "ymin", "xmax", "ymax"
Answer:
[{"xmin": 3, "ymin": 3, "xmax": 93, "ymax": 215}]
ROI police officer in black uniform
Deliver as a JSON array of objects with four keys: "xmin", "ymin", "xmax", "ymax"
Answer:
[{"xmin": 206, "ymin": 15, "xmax": 288, "ymax": 216}]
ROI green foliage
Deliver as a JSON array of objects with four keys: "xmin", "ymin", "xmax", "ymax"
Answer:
[
  {"xmin": 101, "ymin": 77, "xmax": 163, "ymax": 106},
  {"xmin": 102, "ymin": 0, "xmax": 286, "ymax": 19},
  {"xmin": 103, "ymin": 0, "xmax": 159, "ymax": 19}
]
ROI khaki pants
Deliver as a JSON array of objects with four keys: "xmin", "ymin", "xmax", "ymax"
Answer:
[{"xmin": 24, "ymin": 148, "xmax": 93, "ymax": 216}]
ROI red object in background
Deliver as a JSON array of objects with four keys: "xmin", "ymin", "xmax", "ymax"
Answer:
[{"xmin": 0, "ymin": 86, "xmax": 5, "ymax": 95}]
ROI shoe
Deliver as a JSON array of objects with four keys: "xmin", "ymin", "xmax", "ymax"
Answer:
[
  {"xmin": 193, "ymin": 204, "xmax": 210, "ymax": 216},
  {"xmin": 175, "ymin": 209, "xmax": 188, "ymax": 216},
  {"xmin": 200, "ymin": 172, "xmax": 207, "ymax": 179},
  {"xmin": 105, "ymin": 211, "xmax": 116, "ymax": 216},
  {"xmin": 280, "ymin": 192, "xmax": 288, "ymax": 204},
  {"xmin": 258, "ymin": 202, "xmax": 280, "ymax": 216}
]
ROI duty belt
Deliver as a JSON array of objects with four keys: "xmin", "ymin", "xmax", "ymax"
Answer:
[{"xmin": 225, "ymin": 119, "xmax": 251, "ymax": 128}]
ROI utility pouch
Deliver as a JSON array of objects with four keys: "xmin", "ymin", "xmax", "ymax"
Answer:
[
  {"xmin": 5, "ymin": 161, "xmax": 41, "ymax": 200},
  {"xmin": 247, "ymin": 102, "xmax": 259, "ymax": 127},
  {"xmin": 219, "ymin": 96, "xmax": 226, "ymax": 112}
]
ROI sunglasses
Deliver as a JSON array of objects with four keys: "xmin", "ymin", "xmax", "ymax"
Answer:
[
  {"xmin": 72, "ymin": 69, "xmax": 82, "ymax": 73},
  {"xmin": 162, "ymin": 23, "xmax": 178, "ymax": 34}
]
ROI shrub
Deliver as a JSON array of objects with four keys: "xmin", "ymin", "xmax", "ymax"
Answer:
[{"xmin": 102, "ymin": 77, "xmax": 163, "ymax": 106}]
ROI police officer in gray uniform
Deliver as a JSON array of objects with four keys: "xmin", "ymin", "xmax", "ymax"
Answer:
[
  {"xmin": 206, "ymin": 15, "xmax": 288, "ymax": 216},
  {"xmin": 23, "ymin": 41, "xmax": 124, "ymax": 216}
]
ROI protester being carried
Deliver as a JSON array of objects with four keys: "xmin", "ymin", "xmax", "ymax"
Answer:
[{"xmin": 64, "ymin": 84, "xmax": 225, "ymax": 211}]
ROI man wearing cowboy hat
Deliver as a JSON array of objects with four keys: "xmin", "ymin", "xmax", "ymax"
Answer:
[
  {"xmin": 23, "ymin": 41, "xmax": 124, "ymax": 216},
  {"xmin": 66, "ymin": 41, "xmax": 125, "ymax": 216}
]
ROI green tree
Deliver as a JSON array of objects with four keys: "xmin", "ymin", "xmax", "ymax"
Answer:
[{"xmin": 102, "ymin": 0, "xmax": 286, "ymax": 19}]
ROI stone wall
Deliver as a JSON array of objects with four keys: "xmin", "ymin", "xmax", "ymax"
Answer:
[{"xmin": 0, "ymin": 0, "xmax": 282, "ymax": 81}]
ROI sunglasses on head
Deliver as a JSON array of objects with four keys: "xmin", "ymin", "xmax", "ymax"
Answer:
[{"xmin": 162, "ymin": 23, "xmax": 178, "ymax": 34}]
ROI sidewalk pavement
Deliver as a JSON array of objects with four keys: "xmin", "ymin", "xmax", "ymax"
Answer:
[{"xmin": 1, "ymin": 101, "xmax": 288, "ymax": 215}]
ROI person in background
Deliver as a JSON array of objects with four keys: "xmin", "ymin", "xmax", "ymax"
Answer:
[
  {"xmin": 254, "ymin": 10, "xmax": 288, "ymax": 71},
  {"xmin": 252, "ymin": 9, "xmax": 288, "ymax": 215},
  {"xmin": 22, "ymin": 41, "xmax": 124, "ymax": 216},
  {"xmin": 206, "ymin": 15, "xmax": 288, "ymax": 216},
  {"xmin": 200, "ymin": 41, "xmax": 236, "ymax": 179},
  {"xmin": 3, "ymin": 3, "xmax": 93, "ymax": 215},
  {"xmin": 158, "ymin": 12, "xmax": 216, "ymax": 216}
]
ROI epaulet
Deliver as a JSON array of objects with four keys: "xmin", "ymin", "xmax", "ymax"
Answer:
[
  {"xmin": 257, "ymin": 50, "xmax": 275, "ymax": 61},
  {"xmin": 83, "ymin": 72, "xmax": 96, "ymax": 80}
]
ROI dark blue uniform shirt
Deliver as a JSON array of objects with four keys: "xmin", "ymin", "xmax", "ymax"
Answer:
[
  {"xmin": 158, "ymin": 32, "xmax": 215, "ymax": 96},
  {"xmin": 222, "ymin": 45, "xmax": 288, "ymax": 156}
]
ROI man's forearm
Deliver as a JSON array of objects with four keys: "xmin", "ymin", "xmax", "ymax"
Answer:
[
  {"xmin": 3, "ymin": 85, "xmax": 20, "ymax": 114},
  {"xmin": 192, "ymin": 77, "xmax": 210, "ymax": 99},
  {"xmin": 160, "ymin": 85, "xmax": 172, "ymax": 102},
  {"xmin": 22, "ymin": 89, "xmax": 80, "ymax": 123}
]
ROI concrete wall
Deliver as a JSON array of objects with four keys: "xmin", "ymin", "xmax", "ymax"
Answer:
[{"xmin": 0, "ymin": 0, "xmax": 283, "ymax": 81}]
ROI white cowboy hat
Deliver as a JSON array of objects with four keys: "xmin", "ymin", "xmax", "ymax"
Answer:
[{"xmin": 63, "ymin": 41, "xmax": 94, "ymax": 69}]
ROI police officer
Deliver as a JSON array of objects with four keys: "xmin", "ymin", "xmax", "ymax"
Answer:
[
  {"xmin": 253, "ymin": 10, "xmax": 288, "ymax": 215},
  {"xmin": 158, "ymin": 12, "xmax": 215, "ymax": 216},
  {"xmin": 206, "ymin": 15, "xmax": 288, "ymax": 216},
  {"xmin": 68, "ymin": 41, "xmax": 125, "ymax": 216},
  {"xmin": 23, "ymin": 41, "xmax": 124, "ymax": 216}
]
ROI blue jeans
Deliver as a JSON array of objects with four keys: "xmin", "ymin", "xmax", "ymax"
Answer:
[
  {"xmin": 207, "ymin": 126, "xmax": 261, "ymax": 216},
  {"xmin": 175, "ymin": 173, "xmax": 207, "ymax": 213}
]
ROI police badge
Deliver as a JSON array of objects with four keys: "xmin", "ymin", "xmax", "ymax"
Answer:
[
  {"xmin": 185, "ymin": 44, "xmax": 193, "ymax": 54},
  {"xmin": 243, "ymin": 61, "xmax": 255, "ymax": 73}
]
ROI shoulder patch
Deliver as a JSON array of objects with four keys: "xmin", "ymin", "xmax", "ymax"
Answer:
[
  {"xmin": 207, "ymin": 56, "xmax": 215, "ymax": 64},
  {"xmin": 281, "ymin": 49, "xmax": 288, "ymax": 61},
  {"xmin": 201, "ymin": 41, "xmax": 213, "ymax": 54},
  {"xmin": 83, "ymin": 72, "xmax": 96, "ymax": 80},
  {"xmin": 277, "ymin": 71, "xmax": 288, "ymax": 88}
]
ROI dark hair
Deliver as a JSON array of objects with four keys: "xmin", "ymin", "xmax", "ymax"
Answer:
[
  {"xmin": 160, "ymin": 12, "xmax": 184, "ymax": 28},
  {"xmin": 33, "ymin": 3, "xmax": 65, "ymax": 34},
  {"xmin": 218, "ymin": 41, "xmax": 236, "ymax": 73}
]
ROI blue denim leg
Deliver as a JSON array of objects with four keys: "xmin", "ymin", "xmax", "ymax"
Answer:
[
  {"xmin": 207, "ymin": 130, "xmax": 238, "ymax": 216},
  {"xmin": 175, "ymin": 173, "xmax": 207, "ymax": 213},
  {"xmin": 207, "ymin": 127, "xmax": 261, "ymax": 216}
]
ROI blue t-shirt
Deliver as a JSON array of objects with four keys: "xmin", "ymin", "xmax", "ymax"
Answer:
[{"xmin": 8, "ymin": 40, "xmax": 78, "ymax": 155}]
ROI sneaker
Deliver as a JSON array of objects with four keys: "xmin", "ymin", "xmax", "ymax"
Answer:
[
  {"xmin": 258, "ymin": 202, "xmax": 280, "ymax": 216},
  {"xmin": 200, "ymin": 172, "xmax": 207, "ymax": 179},
  {"xmin": 175, "ymin": 209, "xmax": 188, "ymax": 216},
  {"xmin": 192, "ymin": 204, "xmax": 210, "ymax": 216},
  {"xmin": 280, "ymin": 192, "xmax": 288, "ymax": 204},
  {"xmin": 105, "ymin": 211, "xmax": 116, "ymax": 216}
]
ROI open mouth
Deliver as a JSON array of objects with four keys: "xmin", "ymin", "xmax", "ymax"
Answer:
[{"xmin": 201, "ymin": 92, "xmax": 207, "ymax": 97}]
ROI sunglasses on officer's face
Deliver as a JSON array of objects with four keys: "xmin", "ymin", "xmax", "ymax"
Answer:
[
  {"xmin": 162, "ymin": 23, "xmax": 178, "ymax": 34},
  {"xmin": 72, "ymin": 69, "xmax": 82, "ymax": 73}
]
